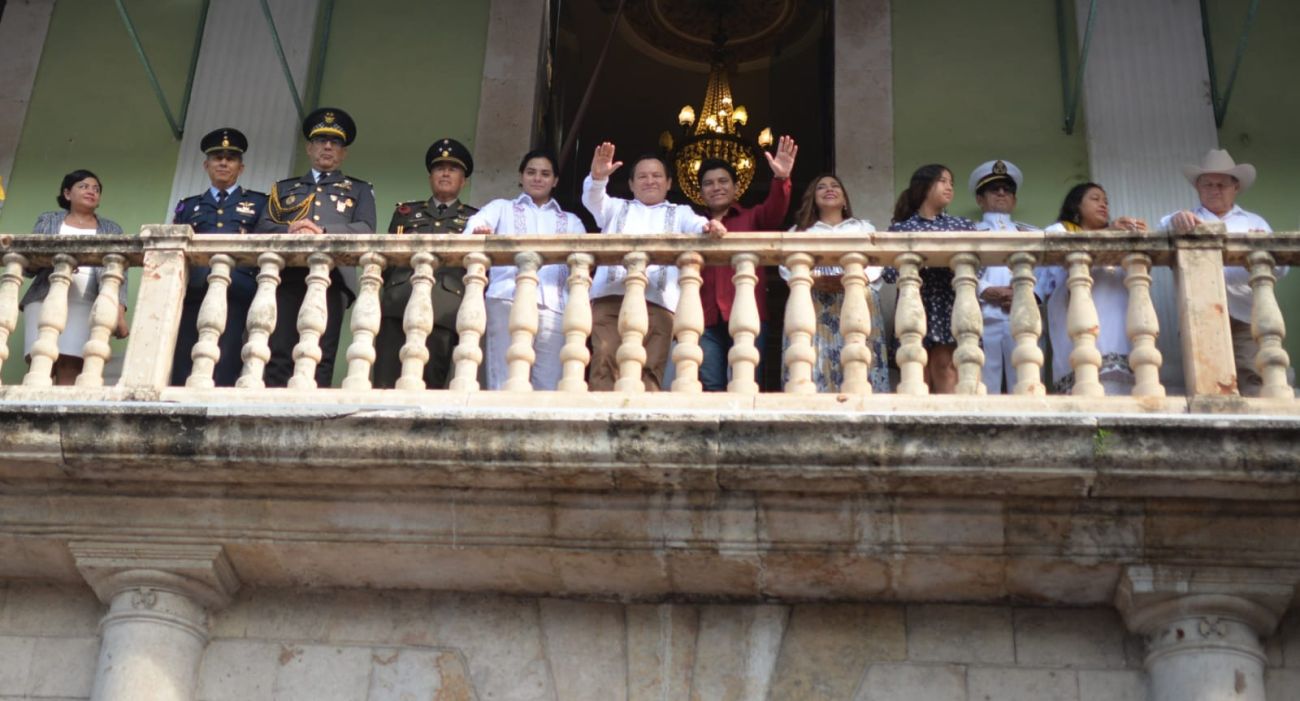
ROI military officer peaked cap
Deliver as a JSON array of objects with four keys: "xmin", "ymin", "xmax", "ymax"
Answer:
[
  {"xmin": 969, "ymin": 159, "xmax": 1024, "ymax": 195},
  {"xmin": 302, "ymin": 107, "xmax": 356, "ymax": 146},
  {"xmin": 201, "ymin": 128, "xmax": 248, "ymax": 155},
  {"xmin": 425, "ymin": 138, "xmax": 474, "ymax": 177}
]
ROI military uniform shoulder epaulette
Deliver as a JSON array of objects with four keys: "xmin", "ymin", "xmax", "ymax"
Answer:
[
  {"xmin": 343, "ymin": 176, "xmax": 371, "ymax": 186},
  {"xmin": 242, "ymin": 188, "xmax": 268, "ymax": 198},
  {"xmin": 458, "ymin": 202, "xmax": 479, "ymax": 214},
  {"xmin": 395, "ymin": 199, "xmax": 426, "ymax": 208}
]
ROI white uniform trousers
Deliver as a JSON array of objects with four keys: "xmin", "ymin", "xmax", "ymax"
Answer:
[
  {"xmin": 485, "ymin": 298, "xmax": 565, "ymax": 391},
  {"xmin": 981, "ymin": 316, "xmax": 1016, "ymax": 394}
]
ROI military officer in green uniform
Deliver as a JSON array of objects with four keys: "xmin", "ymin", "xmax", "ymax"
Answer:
[
  {"xmin": 254, "ymin": 107, "xmax": 376, "ymax": 387},
  {"xmin": 372, "ymin": 138, "xmax": 478, "ymax": 389}
]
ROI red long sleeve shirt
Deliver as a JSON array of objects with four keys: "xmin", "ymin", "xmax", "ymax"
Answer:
[{"xmin": 701, "ymin": 176, "xmax": 792, "ymax": 325}]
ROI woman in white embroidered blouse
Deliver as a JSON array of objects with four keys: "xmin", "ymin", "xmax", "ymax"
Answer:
[
  {"xmin": 1036, "ymin": 182, "xmax": 1147, "ymax": 395},
  {"xmin": 781, "ymin": 174, "xmax": 890, "ymax": 392},
  {"xmin": 466, "ymin": 149, "xmax": 586, "ymax": 390}
]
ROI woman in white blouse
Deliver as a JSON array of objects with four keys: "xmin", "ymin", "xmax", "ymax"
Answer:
[
  {"xmin": 783, "ymin": 174, "xmax": 889, "ymax": 392},
  {"xmin": 466, "ymin": 149, "xmax": 586, "ymax": 390},
  {"xmin": 1036, "ymin": 182, "xmax": 1147, "ymax": 395}
]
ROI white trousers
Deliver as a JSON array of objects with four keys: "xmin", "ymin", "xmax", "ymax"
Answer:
[
  {"xmin": 981, "ymin": 316, "xmax": 1016, "ymax": 394},
  {"xmin": 484, "ymin": 298, "xmax": 564, "ymax": 391}
]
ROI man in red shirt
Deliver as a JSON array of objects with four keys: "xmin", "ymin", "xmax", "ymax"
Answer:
[{"xmin": 697, "ymin": 135, "xmax": 797, "ymax": 391}]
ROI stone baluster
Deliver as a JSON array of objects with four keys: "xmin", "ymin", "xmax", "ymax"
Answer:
[
  {"xmin": 558, "ymin": 253, "xmax": 594, "ymax": 393},
  {"xmin": 183, "ymin": 255, "xmax": 234, "ymax": 389},
  {"xmin": 615, "ymin": 252, "xmax": 650, "ymax": 393},
  {"xmin": 341, "ymin": 252, "xmax": 387, "ymax": 390},
  {"xmin": 1123, "ymin": 252, "xmax": 1165, "ymax": 398},
  {"xmin": 0, "ymin": 253, "xmax": 29, "ymax": 383},
  {"xmin": 1065, "ymin": 252, "xmax": 1104, "ymax": 397},
  {"xmin": 287, "ymin": 252, "xmax": 336, "ymax": 389},
  {"xmin": 670, "ymin": 252, "xmax": 704, "ymax": 393},
  {"xmin": 1007, "ymin": 252, "xmax": 1045, "ymax": 396},
  {"xmin": 504, "ymin": 251, "xmax": 543, "ymax": 391},
  {"xmin": 22, "ymin": 253, "xmax": 76, "ymax": 387},
  {"xmin": 950, "ymin": 252, "xmax": 987, "ymax": 395},
  {"xmin": 1116, "ymin": 565, "xmax": 1295, "ymax": 701},
  {"xmin": 396, "ymin": 252, "xmax": 438, "ymax": 390},
  {"xmin": 893, "ymin": 252, "xmax": 929, "ymax": 396},
  {"xmin": 76, "ymin": 253, "xmax": 128, "ymax": 388},
  {"xmin": 782, "ymin": 253, "xmax": 816, "ymax": 394},
  {"xmin": 1174, "ymin": 222, "xmax": 1236, "ymax": 396},
  {"xmin": 838, "ymin": 252, "xmax": 873, "ymax": 395},
  {"xmin": 449, "ymin": 252, "xmax": 490, "ymax": 391},
  {"xmin": 120, "ymin": 225, "xmax": 192, "ymax": 389},
  {"xmin": 1247, "ymin": 250, "xmax": 1293, "ymax": 399},
  {"xmin": 727, "ymin": 253, "xmax": 762, "ymax": 395},
  {"xmin": 71, "ymin": 542, "xmax": 240, "ymax": 701},
  {"xmin": 235, "ymin": 252, "xmax": 285, "ymax": 389}
]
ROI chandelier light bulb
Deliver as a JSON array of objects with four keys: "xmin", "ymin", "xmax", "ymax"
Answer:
[
  {"xmin": 758, "ymin": 127, "xmax": 774, "ymax": 147},
  {"xmin": 733, "ymin": 106, "xmax": 748, "ymax": 125},
  {"xmin": 678, "ymin": 105, "xmax": 696, "ymax": 126}
]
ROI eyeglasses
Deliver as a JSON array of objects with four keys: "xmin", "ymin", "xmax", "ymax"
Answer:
[
  {"xmin": 310, "ymin": 136, "xmax": 344, "ymax": 147},
  {"xmin": 983, "ymin": 183, "xmax": 1016, "ymax": 195}
]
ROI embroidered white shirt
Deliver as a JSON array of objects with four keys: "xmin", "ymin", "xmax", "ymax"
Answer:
[
  {"xmin": 464, "ymin": 194, "xmax": 586, "ymax": 311},
  {"xmin": 1158, "ymin": 204, "xmax": 1285, "ymax": 322},
  {"xmin": 581, "ymin": 175, "xmax": 709, "ymax": 312}
]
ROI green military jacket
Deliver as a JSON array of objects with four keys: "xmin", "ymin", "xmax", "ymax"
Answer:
[{"xmin": 381, "ymin": 197, "xmax": 479, "ymax": 330}]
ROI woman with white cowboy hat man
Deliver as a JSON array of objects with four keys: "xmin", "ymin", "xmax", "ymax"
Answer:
[{"xmin": 1160, "ymin": 148, "xmax": 1289, "ymax": 396}]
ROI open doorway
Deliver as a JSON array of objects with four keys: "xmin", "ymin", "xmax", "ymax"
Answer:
[{"xmin": 542, "ymin": 0, "xmax": 835, "ymax": 389}]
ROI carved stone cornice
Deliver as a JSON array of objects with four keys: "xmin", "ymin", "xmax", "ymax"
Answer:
[{"xmin": 69, "ymin": 541, "xmax": 240, "ymax": 610}]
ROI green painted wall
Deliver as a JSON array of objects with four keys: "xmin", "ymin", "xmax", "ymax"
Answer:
[
  {"xmin": 301, "ymin": 0, "xmax": 490, "ymax": 210},
  {"xmin": 0, "ymin": 0, "xmax": 203, "ymax": 384},
  {"xmin": 891, "ymin": 0, "xmax": 1090, "ymax": 227},
  {"xmin": 1205, "ymin": 0, "xmax": 1300, "ymax": 360}
]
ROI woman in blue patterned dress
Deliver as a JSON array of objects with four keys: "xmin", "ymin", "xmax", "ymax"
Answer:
[
  {"xmin": 883, "ymin": 164, "xmax": 976, "ymax": 394},
  {"xmin": 781, "ymin": 174, "xmax": 890, "ymax": 392}
]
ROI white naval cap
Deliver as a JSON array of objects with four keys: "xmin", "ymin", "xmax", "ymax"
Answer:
[{"xmin": 969, "ymin": 159, "xmax": 1023, "ymax": 195}]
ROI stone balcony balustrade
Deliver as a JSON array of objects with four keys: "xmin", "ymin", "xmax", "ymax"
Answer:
[{"xmin": 2, "ymin": 224, "xmax": 1299, "ymax": 700}]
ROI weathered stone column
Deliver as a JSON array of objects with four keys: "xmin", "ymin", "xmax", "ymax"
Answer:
[
  {"xmin": 71, "ymin": 543, "xmax": 240, "ymax": 701},
  {"xmin": 1116, "ymin": 565, "xmax": 1295, "ymax": 701}
]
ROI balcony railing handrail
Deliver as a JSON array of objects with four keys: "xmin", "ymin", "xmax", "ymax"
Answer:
[{"xmin": 4, "ymin": 227, "xmax": 1300, "ymax": 268}]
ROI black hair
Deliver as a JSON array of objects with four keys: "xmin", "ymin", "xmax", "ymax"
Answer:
[
  {"xmin": 629, "ymin": 153, "xmax": 671, "ymax": 181},
  {"xmin": 1057, "ymin": 182, "xmax": 1104, "ymax": 225},
  {"xmin": 892, "ymin": 163, "xmax": 951, "ymax": 224},
  {"xmin": 518, "ymin": 148, "xmax": 559, "ymax": 175},
  {"xmin": 57, "ymin": 169, "xmax": 101, "ymax": 210},
  {"xmin": 696, "ymin": 158, "xmax": 737, "ymax": 187}
]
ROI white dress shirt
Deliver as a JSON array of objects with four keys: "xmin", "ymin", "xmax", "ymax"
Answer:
[
  {"xmin": 974, "ymin": 212, "xmax": 1039, "ymax": 321},
  {"xmin": 582, "ymin": 175, "xmax": 709, "ymax": 312},
  {"xmin": 464, "ymin": 194, "xmax": 586, "ymax": 312},
  {"xmin": 1158, "ymin": 204, "xmax": 1285, "ymax": 322}
]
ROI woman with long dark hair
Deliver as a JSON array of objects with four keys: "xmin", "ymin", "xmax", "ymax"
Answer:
[
  {"xmin": 781, "ymin": 174, "xmax": 889, "ymax": 392},
  {"xmin": 1036, "ymin": 182, "xmax": 1147, "ymax": 395},
  {"xmin": 882, "ymin": 164, "xmax": 975, "ymax": 394},
  {"xmin": 19, "ymin": 169, "xmax": 129, "ymax": 385},
  {"xmin": 466, "ymin": 148, "xmax": 586, "ymax": 390}
]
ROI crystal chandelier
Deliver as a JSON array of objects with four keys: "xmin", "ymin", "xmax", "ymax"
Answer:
[{"xmin": 663, "ymin": 44, "xmax": 773, "ymax": 206}]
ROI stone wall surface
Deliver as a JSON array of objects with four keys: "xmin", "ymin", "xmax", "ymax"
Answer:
[{"xmin": 3, "ymin": 581, "xmax": 1300, "ymax": 699}]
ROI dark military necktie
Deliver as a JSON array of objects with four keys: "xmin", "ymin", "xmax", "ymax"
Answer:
[
  {"xmin": 216, "ymin": 190, "xmax": 228, "ymax": 204},
  {"xmin": 437, "ymin": 204, "xmax": 448, "ymax": 214}
]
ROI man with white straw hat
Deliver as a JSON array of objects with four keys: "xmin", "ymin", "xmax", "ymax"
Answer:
[
  {"xmin": 1160, "ymin": 148, "xmax": 1288, "ymax": 396},
  {"xmin": 969, "ymin": 159, "xmax": 1038, "ymax": 394}
]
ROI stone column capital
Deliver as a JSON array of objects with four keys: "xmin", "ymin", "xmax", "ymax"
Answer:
[
  {"xmin": 1116, "ymin": 565, "xmax": 1296, "ymax": 636},
  {"xmin": 70, "ymin": 541, "xmax": 240, "ymax": 610}
]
